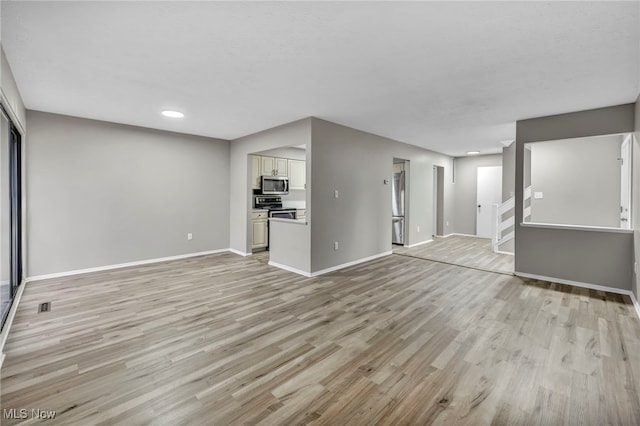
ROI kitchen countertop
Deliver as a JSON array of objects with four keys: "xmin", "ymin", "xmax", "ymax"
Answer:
[{"xmin": 282, "ymin": 201, "xmax": 306, "ymax": 209}]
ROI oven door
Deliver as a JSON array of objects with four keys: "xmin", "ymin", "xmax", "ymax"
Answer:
[
  {"xmin": 269, "ymin": 210, "xmax": 296, "ymax": 220},
  {"xmin": 261, "ymin": 176, "xmax": 289, "ymax": 194}
]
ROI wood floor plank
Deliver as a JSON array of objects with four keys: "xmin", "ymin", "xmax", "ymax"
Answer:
[{"xmin": 1, "ymin": 245, "xmax": 639, "ymax": 425}]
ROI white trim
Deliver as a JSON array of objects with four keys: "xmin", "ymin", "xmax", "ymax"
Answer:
[
  {"xmin": 520, "ymin": 222, "xmax": 634, "ymax": 234},
  {"xmin": 269, "ymin": 251, "xmax": 393, "ymax": 277},
  {"xmin": 267, "ymin": 261, "xmax": 312, "ymax": 277},
  {"xmin": 0, "ymin": 89, "xmax": 26, "ymax": 136},
  {"xmin": 311, "ymin": 251, "xmax": 393, "ymax": 276},
  {"xmin": 515, "ymin": 272, "xmax": 640, "ymax": 320},
  {"xmin": 442, "ymin": 233, "xmax": 488, "ymax": 239},
  {"xmin": 26, "ymin": 249, "xmax": 230, "ymax": 282},
  {"xmin": 515, "ymin": 272, "xmax": 629, "ymax": 295},
  {"xmin": 0, "ymin": 279, "xmax": 27, "ymax": 368},
  {"xmin": 494, "ymin": 250, "xmax": 515, "ymax": 256},
  {"xmin": 406, "ymin": 239, "xmax": 433, "ymax": 248},
  {"xmin": 228, "ymin": 248, "xmax": 251, "ymax": 257}
]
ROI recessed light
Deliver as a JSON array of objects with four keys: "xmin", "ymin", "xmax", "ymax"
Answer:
[
  {"xmin": 467, "ymin": 151, "xmax": 480, "ymax": 155},
  {"xmin": 161, "ymin": 110, "xmax": 184, "ymax": 118}
]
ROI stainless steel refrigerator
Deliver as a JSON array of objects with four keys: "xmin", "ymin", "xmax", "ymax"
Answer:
[{"xmin": 392, "ymin": 170, "xmax": 405, "ymax": 244}]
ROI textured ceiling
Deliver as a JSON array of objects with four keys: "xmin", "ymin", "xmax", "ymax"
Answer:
[{"xmin": 2, "ymin": 1, "xmax": 639, "ymax": 156}]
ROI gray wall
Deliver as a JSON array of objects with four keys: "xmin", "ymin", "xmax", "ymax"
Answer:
[
  {"xmin": 528, "ymin": 135, "xmax": 622, "ymax": 227},
  {"xmin": 309, "ymin": 118, "xmax": 454, "ymax": 273},
  {"xmin": 634, "ymin": 94, "xmax": 640, "ymax": 301},
  {"xmin": 500, "ymin": 142, "xmax": 515, "ymax": 253},
  {"xmin": 269, "ymin": 221, "xmax": 310, "ymax": 273},
  {"xmin": 229, "ymin": 118, "xmax": 311, "ymax": 254},
  {"xmin": 515, "ymin": 104, "xmax": 635, "ymax": 291},
  {"xmin": 452, "ymin": 154, "xmax": 502, "ymax": 236},
  {"xmin": 26, "ymin": 111, "xmax": 230, "ymax": 276}
]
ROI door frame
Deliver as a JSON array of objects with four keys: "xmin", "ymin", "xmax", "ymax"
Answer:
[
  {"xmin": 0, "ymin": 107, "xmax": 23, "ymax": 331},
  {"xmin": 620, "ymin": 134, "xmax": 632, "ymax": 229}
]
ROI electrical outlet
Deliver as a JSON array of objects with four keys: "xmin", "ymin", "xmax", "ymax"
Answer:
[
  {"xmin": 417, "ymin": 225, "xmax": 420, "ymax": 232},
  {"xmin": 334, "ymin": 190, "xmax": 339, "ymax": 199},
  {"xmin": 187, "ymin": 233, "xmax": 193, "ymax": 240},
  {"xmin": 334, "ymin": 241, "xmax": 339, "ymax": 251}
]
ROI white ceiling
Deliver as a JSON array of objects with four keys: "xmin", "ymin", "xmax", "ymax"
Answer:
[{"xmin": 2, "ymin": 1, "xmax": 639, "ymax": 157}]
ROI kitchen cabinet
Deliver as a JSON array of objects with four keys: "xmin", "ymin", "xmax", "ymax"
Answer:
[
  {"xmin": 296, "ymin": 209, "xmax": 306, "ymax": 221},
  {"xmin": 251, "ymin": 155, "xmax": 262, "ymax": 189},
  {"xmin": 288, "ymin": 159, "xmax": 306, "ymax": 190},
  {"xmin": 393, "ymin": 162, "xmax": 405, "ymax": 174},
  {"xmin": 261, "ymin": 156, "xmax": 288, "ymax": 177},
  {"xmin": 251, "ymin": 210, "xmax": 268, "ymax": 250}
]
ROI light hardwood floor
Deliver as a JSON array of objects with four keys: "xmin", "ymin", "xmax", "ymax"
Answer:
[
  {"xmin": 394, "ymin": 235, "xmax": 514, "ymax": 274},
  {"xmin": 2, "ymin": 251, "xmax": 639, "ymax": 425}
]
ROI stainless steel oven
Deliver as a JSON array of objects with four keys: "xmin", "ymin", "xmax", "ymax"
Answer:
[{"xmin": 268, "ymin": 209, "xmax": 297, "ymax": 220}]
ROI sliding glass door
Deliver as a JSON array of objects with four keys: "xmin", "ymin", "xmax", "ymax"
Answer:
[{"xmin": 0, "ymin": 107, "xmax": 22, "ymax": 330}]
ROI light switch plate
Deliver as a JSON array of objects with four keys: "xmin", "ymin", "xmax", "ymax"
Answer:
[{"xmin": 534, "ymin": 192, "xmax": 543, "ymax": 199}]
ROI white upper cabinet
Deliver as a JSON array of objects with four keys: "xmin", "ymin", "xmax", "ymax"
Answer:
[
  {"xmin": 251, "ymin": 155, "xmax": 262, "ymax": 189},
  {"xmin": 288, "ymin": 159, "xmax": 306, "ymax": 190},
  {"xmin": 274, "ymin": 157, "xmax": 288, "ymax": 176},
  {"xmin": 252, "ymin": 154, "xmax": 304, "ymax": 190},
  {"xmin": 260, "ymin": 156, "xmax": 288, "ymax": 177},
  {"xmin": 393, "ymin": 162, "xmax": 405, "ymax": 173},
  {"xmin": 261, "ymin": 156, "xmax": 275, "ymax": 176}
]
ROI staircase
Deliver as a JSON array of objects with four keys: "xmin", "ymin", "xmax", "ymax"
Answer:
[{"xmin": 492, "ymin": 186, "xmax": 532, "ymax": 253}]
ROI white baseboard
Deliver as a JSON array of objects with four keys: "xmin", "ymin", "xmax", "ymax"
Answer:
[
  {"xmin": 228, "ymin": 248, "xmax": 251, "ymax": 257},
  {"xmin": 269, "ymin": 251, "xmax": 393, "ymax": 278},
  {"xmin": 515, "ymin": 271, "xmax": 640, "ymax": 320},
  {"xmin": 406, "ymin": 239, "xmax": 433, "ymax": 248},
  {"xmin": 0, "ymin": 278, "xmax": 27, "ymax": 368},
  {"xmin": 311, "ymin": 251, "xmax": 393, "ymax": 277},
  {"xmin": 494, "ymin": 250, "xmax": 515, "ymax": 256},
  {"xmin": 26, "ymin": 248, "xmax": 231, "ymax": 282},
  {"xmin": 442, "ymin": 233, "xmax": 487, "ymax": 239},
  {"xmin": 267, "ymin": 261, "xmax": 312, "ymax": 277}
]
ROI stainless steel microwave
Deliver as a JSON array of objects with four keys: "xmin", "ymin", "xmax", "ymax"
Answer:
[{"xmin": 261, "ymin": 175, "xmax": 289, "ymax": 195}]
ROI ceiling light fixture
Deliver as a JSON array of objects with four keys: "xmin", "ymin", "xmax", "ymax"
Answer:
[
  {"xmin": 161, "ymin": 110, "xmax": 184, "ymax": 118},
  {"xmin": 467, "ymin": 151, "xmax": 480, "ymax": 155}
]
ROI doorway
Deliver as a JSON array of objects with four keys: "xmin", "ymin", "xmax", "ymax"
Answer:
[
  {"xmin": 476, "ymin": 166, "xmax": 502, "ymax": 238},
  {"xmin": 433, "ymin": 166, "xmax": 444, "ymax": 237},
  {"xmin": 392, "ymin": 159, "xmax": 407, "ymax": 245},
  {"xmin": 1, "ymin": 108, "xmax": 22, "ymax": 330},
  {"xmin": 620, "ymin": 134, "xmax": 632, "ymax": 228}
]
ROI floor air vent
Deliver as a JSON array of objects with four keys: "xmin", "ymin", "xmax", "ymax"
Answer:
[{"xmin": 38, "ymin": 302, "xmax": 51, "ymax": 313}]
